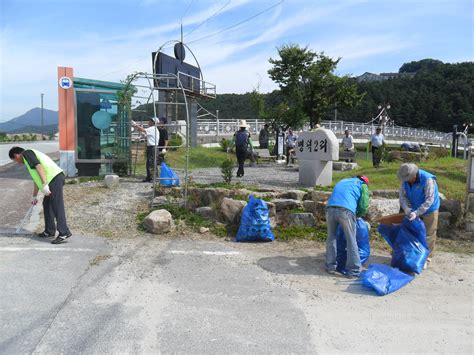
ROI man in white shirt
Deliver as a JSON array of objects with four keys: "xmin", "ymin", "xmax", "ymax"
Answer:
[
  {"xmin": 341, "ymin": 129, "xmax": 355, "ymax": 162},
  {"xmin": 369, "ymin": 127, "xmax": 385, "ymax": 168},
  {"xmin": 132, "ymin": 117, "xmax": 160, "ymax": 182}
]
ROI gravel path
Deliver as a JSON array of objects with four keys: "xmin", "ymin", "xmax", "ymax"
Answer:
[{"xmin": 190, "ymin": 163, "xmax": 301, "ymax": 190}]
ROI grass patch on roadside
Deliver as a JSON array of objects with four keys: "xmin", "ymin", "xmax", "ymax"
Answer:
[{"xmin": 274, "ymin": 224, "xmax": 328, "ymax": 241}]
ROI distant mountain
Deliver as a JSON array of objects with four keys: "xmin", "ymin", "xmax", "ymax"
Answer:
[{"xmin": 0, "ymin": 108, "xmax": 58, "ymax": 134}]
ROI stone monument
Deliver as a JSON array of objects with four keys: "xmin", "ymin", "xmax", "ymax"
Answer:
[{"xmin": 295, "ymin": 128, "xmax": 339, "ymax": 187}]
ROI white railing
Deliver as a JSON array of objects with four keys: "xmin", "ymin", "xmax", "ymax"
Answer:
[{"xmin": 196, "ymin": 119, "xmax": 451, "ymax": 144}]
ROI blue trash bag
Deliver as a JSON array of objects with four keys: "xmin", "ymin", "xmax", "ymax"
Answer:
[
  {"xmin": 336, "ymin": 218, "xmax": 371, "ymax": 273},
  {"xmin": 160, "ymin": 162, "xmax": 180, "ymax": 187},
  {"xmin": 378, "ymin": 216, "xmax": 429, "ymax": 274},
  {"xmin": 236, "ymin": 195, "xmax": 275, "ymax": 242},
  {"xmin": 361, "ymin": 264, "xmax": 414, "ymax": 296}
]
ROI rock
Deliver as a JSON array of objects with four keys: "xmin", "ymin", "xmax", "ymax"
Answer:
[
  {"xmin": 371, "ymin": 190, "xmax": 399, "ymax": 199},
  {"xmin": 271, "ymin": 198, "xmax": 303, "ymax": 212},
  {"xmin": 266, "ymin": 201, "xmax": 276, "ymax": 217},
  {"xmin": 252, "ymin": 191, "xmax": 280, "ymax": 200},
  {"xmin": 143, "ymin": 209, "xmax": 175, "ymax": 234},
  {"xmin": 199, "ymin": 226, "xmax": 210, "ymax": 234},
  {"xmin": 198, "ymin": 188, "xmax": 232, "ymax": 206},
  {"xmin": 333, "ymin": 162, "xmax": 358, "ymax": 171},
  {"xmin": 232, "ymin": 188, "xmax": 253, "ymax": 200},
  {"xmin": 104, "ymin": 175, "xmax": 119, "ymax": 188},
  {"xmin": 388, "ymin": 151, "xmax": 425, "ymax": 163},
  {"xmin": 303, "ymin": 200, "xmax": 317, "ymax": 214},
  {"xmin": 440, "ymin": 199, "xmax": 462, "ymax": 225},
  {"xmin": 288, "ymin": 213, "xmax": 316, "ymax": 227},
  {"xmin": 220, "ymin": 197, "xmax": 247, "ymax": 224},
  {"xmin": 153, "ymin": 195, "xmax": 173, "ymax": 207},
  {"xmin": 280, "ymin": 190, "xmax": 307, "ymax": 200},
  {"xmin": 303, "ymin": 190, "xmax": 331, "ymax": 202},
  {"xmin": 366, "ymin": 199, "xmax": 400, "ymax": 222},
  {"xmin": 438, "ymin": 211, "xmax": 452, "ymax": 231},
  {"xmin": 195, "ymin": 206, "xmax": 218, "ymax": 220}
]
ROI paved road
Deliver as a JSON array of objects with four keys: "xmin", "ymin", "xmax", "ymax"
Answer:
[{"xmin": 0, "ymin": 141, "xmax": 59, "ymax": 166}]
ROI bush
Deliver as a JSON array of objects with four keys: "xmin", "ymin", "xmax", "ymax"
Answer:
[
  {"xmin": 221, "ymin": 158, "xmax": 234, "ymax": 183},
  {"xmin": 168, "ymin": 134, "xmax": 183, "ymax": 149},
  {"xmin": 219, "ymin": 138, "xmax": 233, "ymax": 152}
]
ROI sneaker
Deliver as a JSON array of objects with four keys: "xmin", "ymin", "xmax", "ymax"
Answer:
[
  {"xmin": 142, "ymin": 178, "xmax": 151, "ymax": 183},
  {"xmin": 345, "ymin": 274, "xmax": 359, "ymax": 280},
  {"xmin": 37, "ymin": 232, "xmax": 54, "ymax": 238},
  {"xmin": 326, "ymin": 269, "xmax": 338, "ymax": 275},
  {"xmin": 51, "ymin": 233, "xmax": 72, "ymax": 244}
]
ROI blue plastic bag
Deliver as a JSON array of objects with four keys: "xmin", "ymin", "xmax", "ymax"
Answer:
[
  {"xmin": 336, "ymin": 218, "xmax": 371, "ymax": 273},
  {"xmin": 378, "ymin": 217, "xmax": 429, "ymax": 274},
  {"xmin": 236, "ymin": 195, "xmax": 275, "ymax": 242},
  {"xmin": 361, "ymin": 264, "xmax": 414, "ymax": 296},
  {"xmin": 160, "ymin": 162, "xmax": 180, "ymax": 187}
]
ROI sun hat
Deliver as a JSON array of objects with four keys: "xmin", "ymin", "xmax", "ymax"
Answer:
[
  {"xmin": 239, "ymin": 119, "xmax": 249, "ymax": 128},
  {"xmin": 397, "ymin": 163, "xmax": 419, "ymax": 181},
  {"xmin": 149, "ymin": 117, "xmax": 158, "ymax": 124},
  {"xmin": 359, "ymin": 175, "xmax": 369, "ymax": 185}
]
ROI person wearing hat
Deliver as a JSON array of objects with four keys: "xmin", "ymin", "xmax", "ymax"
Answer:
[
  {"xmin": 233, "ymin": 119, "xmax": 253, "ymax": 177},
  {"xmin": 132, "ymin": 117, "xmax": 160, "ymax": 182},
  {"xmin": 369, "ymin": 127, "xmax": 385, "ymax": 167},
  {"xmin": 8, "ymin": 146, "xmax": 72, "ymax": 244},
  {"xmin": 157, "ymin": 117, "xmax": 169, "ymax": 164},
  {"xmin": 325, "ymin": 175, "xmax": 370, "ymax": 278},
  {"xmin": 397, "ymin": 163, "xmax": 440, "ymax": 266}
]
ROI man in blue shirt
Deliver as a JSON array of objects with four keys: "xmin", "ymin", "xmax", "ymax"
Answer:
[
  {"xmin": 397, "ymin": 163, "xmax": 440, "ymax": 267},
  {"xmin": 325, "ymin": 175, "xmax": 370, "ymax": 278}
]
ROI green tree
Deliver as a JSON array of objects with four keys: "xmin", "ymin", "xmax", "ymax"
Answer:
[{"xmin": 268, "ymin": 44, "xmax": 363, "ymax": 128}]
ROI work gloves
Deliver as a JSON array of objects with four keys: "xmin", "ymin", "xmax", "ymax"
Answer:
[
  {"xmin": 42, "ymin": 184, "xmax": 51, "ymax": 196},
  {"xmin": 408, "ymin": 211, "xmax": 417, "ymax": 221},
  {"xmin": 31, "ymin": 196, "xmax": 38, "ymax": 205}
]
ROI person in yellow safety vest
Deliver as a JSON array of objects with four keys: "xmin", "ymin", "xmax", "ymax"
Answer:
[{"xmin": 9, "ymin": 146, "xmax": 72, "ymax": 244}]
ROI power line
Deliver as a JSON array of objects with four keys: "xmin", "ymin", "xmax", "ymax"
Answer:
[
  {"xmin": 181, "ymin": 0, "xmax": 195, "ymax": 22},
  {"xmin": 186, "ymin": 0, "xmax": 284, "ymax": 45},
  {"xmin": 184, "ymin": 0, "xmax": 231, "ymax": 38}
]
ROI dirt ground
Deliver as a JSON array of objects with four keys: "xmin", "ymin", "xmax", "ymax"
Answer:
[{"xmin": 58, "ymin": 178, "xmax": 473, "ymax": 353}]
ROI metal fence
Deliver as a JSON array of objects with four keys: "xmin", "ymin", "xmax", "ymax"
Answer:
[{"xmin": 196, "ymin": 119, "xmax": 452, "ymax": 144}]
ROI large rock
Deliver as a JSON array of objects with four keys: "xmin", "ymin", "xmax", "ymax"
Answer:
[
  {"xmin": 440, "ymin": 199, "xmax": 462, "ymax": 225},
  {"xmin": 252, "ymin": 191, "xmax": 280, "ymax": 200},
  {"xmin": 198, "ymin": 188, "xmax": 232, "ymax": 206},
  {"xmin": 220, "ymin": 198, "xmax": 247, "ymax": 223},
  {"xmin": 437, "ymin": 211, "xmax": 452, "ymax": 235},
  {"xmin": 280, "ymin": 190, "xmax": 307, "ymax": 200},
  {"xmin": 333, "ymin": 162, "xmax": 358, "ymax": 171},
  {"xmin": 366, "ymin": 199, "xmax": 400, "ymax": 222},
  {"xmin": 195, "ymin": 206, "xmax": 218, "ymax": 221},
  {"xmin": 143, "ymin": 209, "xmax": 175, "ymax": 234},
  {"xmin": 288, "ymin": 213, "xmax": 316, "ymax": 227},
  {"xmin": 104, "ymin": 175, "xmax": 119, "ymax": 188},
  {"xmin": 302, "ymin": 190, "xmax": 331, "ymax": 202},
  {"xmin": 371, "ymin": 190, "xmax": 399, "ymax": 199},
  {"xmin": 266, "ymin": 201, "xmax": 276, "ymax": 217},
  {"xmin": 271, "ymin": 198, "xmax": 303, "ymax": 212}
]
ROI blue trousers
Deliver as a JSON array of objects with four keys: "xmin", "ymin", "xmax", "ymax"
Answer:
[{"xmin": 326, "ymin": 207, "xmax": 361, "ymax": 276}]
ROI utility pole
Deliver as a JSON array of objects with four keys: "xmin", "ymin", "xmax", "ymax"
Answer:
[{"xmin": 40, "ymin": 93, "xmax": 44, "ymax": 138}]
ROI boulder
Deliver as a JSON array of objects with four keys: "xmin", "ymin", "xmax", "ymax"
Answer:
[
  {"xmin": 303, "ymin": 190, "xmax": 331, "ymax": 202},
  {"xmin": 437, "ymin": 211, "xmax": 452, "ymax": 232},
  {"xmin": 220, "ymin": 197, "xmax": 247, "ymax": 224},
  {"xmin": 143, "ymin": 209, "xmax": 175, "ymax": 234},
  {"xmin": 266, "ymin": 201, "xmax": 276, "ymax": 217},
  {"xmin": 288, "ymin": 213, "xmax": 316, "ymax": 227},
  {"xmin": 303, "ymin": 200, "xmax": 317, "ymax": 214},
  {"xmin": 333, "ymin": 162, "xmax": 358, "ymax": 171},
  {"xmin": 231, "ymin": 188, "xmax": 253, "ymax": 200},
  {"xmin": 271, "ymin": 198, "xmax": 303, "ymax": 212},
  {"xmin": 104, "ymin": 175, "xmax": 119, "ymax": 188},
  {"xmin": 440, "ymin": 199, "xmax": 462, "ymax": 225},
  {"xmin": 371, "ymin": 190, "xmax": 399, "ymax": 199},
  {"xmin": 198, "ymin": 188, "xmax": 232, "ymax": 206},
  {"xmin": 252, "ymin": 191, "xmax": 280, "ymax": 200},
  {"xmin": 195, "ymin": 206, "xmax": 218, "ymax": 221},
  {"xmin": 280, "ymin": 190, "xmax": 307, "ymax": 200},
  {"xmin": 366, "ymin": 199, "xmax": 400, "ymax": 222}
]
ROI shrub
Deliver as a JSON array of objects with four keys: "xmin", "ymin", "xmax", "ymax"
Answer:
[
  {"xmin": 221, "ymin": 158, "xmax": 234, "ymax": 183},
  {"xmin": 219, "ymin": 138, "xmax": 233, "ymax": 152}
]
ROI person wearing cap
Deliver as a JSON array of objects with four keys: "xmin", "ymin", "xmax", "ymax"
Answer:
[
  {"xmin": 233, "ymin": 119, "xmax": 253, "ymax": 177},
  {"xmin": 325, "ymin": 175, "xmax": 370, "ymax": 278},
  {"xmin": 258, "ymin": 124, "xmax": 270, "ymax": 149},
  {"xmin": 369, "ymin": 127, "xmax": 385, "ymax": 167},
  {"xmin": 8, "ymin": 146, "xmax": 72, "ymax": 244},
  {"xmin": 132, "ymin": 117, "xmax": 160, "ymax": 182},
  {"xmin": 157, "ymin": 117, "xmax": 169, "ymax": 164},
  {"xmin": 397, "ymin": 163, "xmax": 440, "ymax": 265}
]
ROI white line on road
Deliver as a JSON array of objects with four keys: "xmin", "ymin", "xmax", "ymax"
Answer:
[
  {"xmin": 168, "ymin": 250, "xmax": 240, "ymax": 256},
  {"xmin": 0, "ymin": 247, "xmax": 96, "ymax": 252}
]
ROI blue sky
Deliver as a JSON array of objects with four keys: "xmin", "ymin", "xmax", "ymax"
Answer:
[{"xmin": 0, "ymin": 0, "xmax": 473, "ymax": 121}]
